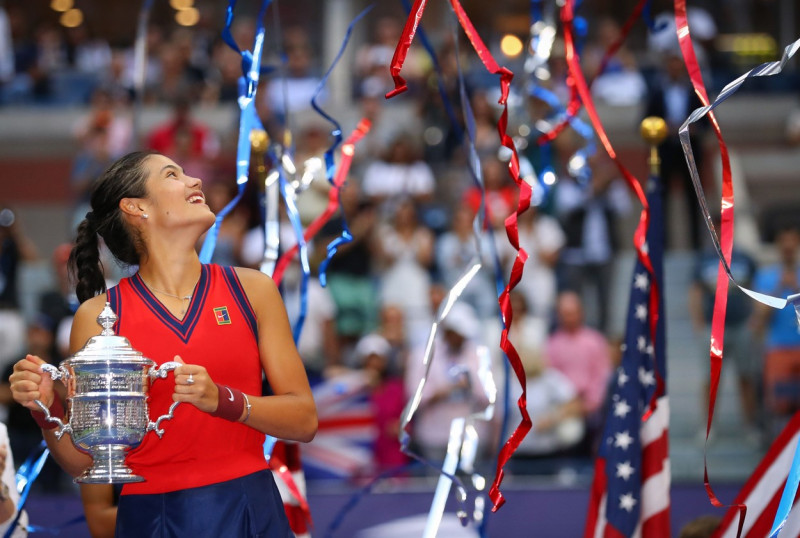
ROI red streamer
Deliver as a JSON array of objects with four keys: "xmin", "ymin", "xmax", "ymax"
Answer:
[
  {"xmin": 386, "ymin": 0, "xmax": 533, "ymax": 511},
  {"xmin": 672, "ymin": 0, "xmax": 745, "ymax": 533},
  {"xmin": 270, "ymin": 440, "xmax": 313, "ymax": 532},
  {"xmin": 272, "ymin": 119, "xmax": 371, "ymax": 286},
  {"xmin": 536, "ymin": 0, "xmax": 648, "ymax": 146},
  {"xmin": 559, "ymin": 0, "xmax": 665, "ymax": 418}
]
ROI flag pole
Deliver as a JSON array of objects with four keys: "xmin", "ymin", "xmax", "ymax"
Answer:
[{"xmin": 640, "ymin": 117, "xmax": 667, "ymax": 178}]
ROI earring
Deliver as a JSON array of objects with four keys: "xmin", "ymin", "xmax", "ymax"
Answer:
[{"xmin": 142, "ymin": 213, "xmax": 149, "ymax": 220}]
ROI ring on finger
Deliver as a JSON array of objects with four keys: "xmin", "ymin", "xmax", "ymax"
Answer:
[{"xmin": 187, "ymin": 373, "xmax": 195, "ymax": 385}]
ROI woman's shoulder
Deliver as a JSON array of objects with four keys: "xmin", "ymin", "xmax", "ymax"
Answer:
[{"xmin": 226, "ymin": 266, "xmax": 280, "ymax": 298}]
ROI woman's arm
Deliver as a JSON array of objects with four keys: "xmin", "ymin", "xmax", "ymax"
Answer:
[
  {"xmin": 9, "ymin": 297, "xmax": 106, "ymax": 477},
  {"xmin": 236, "ymin": 269, "xmax": 317, "ymax": 441},
  {"xmin": 79, "ymin": 484, "xmax": 118, "ymax": 538}
]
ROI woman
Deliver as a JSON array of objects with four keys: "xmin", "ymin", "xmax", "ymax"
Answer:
[{"xmin": 9, "ymin": 151, "xmax": 317, "ymax": 536}]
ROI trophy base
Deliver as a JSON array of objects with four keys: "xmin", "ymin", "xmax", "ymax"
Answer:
[{"xmin": 76, "ymin": 445, "xmax": 145, "ymax": 484}]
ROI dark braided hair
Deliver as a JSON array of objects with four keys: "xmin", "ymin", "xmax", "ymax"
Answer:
[{"xmin": 69, "ymin": 151, "xmax": 157, "ymax": 303}]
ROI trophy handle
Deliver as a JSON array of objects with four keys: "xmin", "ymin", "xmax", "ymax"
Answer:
[
  {"xmin": 34, "ymin": 364, "xmax": 72, "ymax": 439},
  {"xmin": 146, "ymin": 401, "xmax": 180, "ymax": 439},
  {"xmin": 32, "ymin": 399, "xmax": 72, "ymax": 440},
  {"xmin": 149, "ymin": 361, "xmax": 181, "ymax": 380},
  {"xmin": 146, "ymin": 361, "xmax": 182, "ymax": 438}
]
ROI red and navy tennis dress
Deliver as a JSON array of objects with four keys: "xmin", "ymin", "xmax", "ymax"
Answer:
[{"xmin": 107, "ymin": 264, "xmax": 291, "ymax": 537}]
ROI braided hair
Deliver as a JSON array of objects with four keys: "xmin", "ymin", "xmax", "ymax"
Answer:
[{"xmin": 68, "ymin": 151, "xmax": 157, "ymax": 303}]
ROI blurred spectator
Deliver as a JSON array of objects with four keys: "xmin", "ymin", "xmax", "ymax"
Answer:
[
  {"xmin": 354, "ymin": 15, "xmax": 425, "ymax": 100},
  {"xmin": 435, "ymin": 205, "xmax": 497, "ymax": 320},
  {"xmin": 545, "ymin": 291, "xmax": 612, "ymax": 455},
  {"xmin": 120, "ymin": 23, "xmax": 165, "ymax": 103},
  {"xmin": 64, "ymin": 24, "xmax": 111, "ymax": 77},
  {"xmin": 361, "ymin": 132, "xmax": 435, "ymax": 221},
  {"xmin": 374, "ymin": 198, "xmax": 434, "ymax": 349},
  {"xmin": 644, "ymin": 49, "xmax": 707, "ymax": 251},
  {"xmin": 677, "ymin": 514, "xmax": 722, "ymax": 538},
  {"xmin": 405, "ymin": 302, "xmax": 490, "ymax": 461},
  {"xmin": 202, "ymin": 40, "xmax": 242, "ymax": 104},
  {"xmin": 265, "ymin": 26, "xmax": 323, "ymax": 122},
  {"xmin": 354, "ymin": 333, "xmax": 408, "ymax": 474},
  {"xmin": 0, "ymin": 207, "xmax": 36, "ymax": 370},
  {"xmin": 689, "ymin": 242, "xmax": 760, "ymax": 443},
  {"xmin": 146, "ymin": 95, "xmax": 220, "ymax": 176},
  {"xmin": 150, "ymin": 28, "xmax": 207, "ymax": 104},
  {"xmin": 462, "ymin": 154, "xmax": 517, "ymax": 231},
  {"xmin": 283, "ymin": 262, "xmax": 340, "ymax": 385},
  {"xmin": 584, "ymin": 17, "xmax": 647, "ymax": 107},
  {"xmin": 752, "ymin": 225, "xmax": 800, "ymax": 425},
  {"xmin": 316, "ymin": 182, "xmax": 380, "ymax": 349},
  {"xmin": 554, "ymin": 151, "xmax": 630, "ymax": 333},
  {"xmin": 38, "ymin": 243, "xmax": 78, "ymax": 359},
  {"xmin": 0, "ymin": 313, "xmax": 70, "ymax": 494},
  {"xmin": 375, "ymin": 303, "xmax": 408, "ymax": 377}
]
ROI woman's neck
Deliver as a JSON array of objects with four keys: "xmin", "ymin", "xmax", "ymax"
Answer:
[{"xmin": 137, "ymin": 240, "xmax": 203, "ymax": 296}]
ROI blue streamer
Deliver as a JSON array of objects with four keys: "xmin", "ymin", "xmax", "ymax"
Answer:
[
  {"xmin": 275, "ymin": 163, "xmax": 310, "ymax": 343},
  {"xmin": 5, "ymin": 442, "xmax": 50, "ymax": 538},
  {"xmin": 771, "ymin": 434, "xmax": 800, "ymax": 537},
  {"xmin": 309, "ymin": 4, "xmax": 373, "ymax": 288},
  {"xmin": 199, "ymin": 0, "xmax": 272, "ymax": 264}
]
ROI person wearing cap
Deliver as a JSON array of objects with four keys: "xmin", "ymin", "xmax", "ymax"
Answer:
[
  {"xmin": 404, "ymin": 302, "xmax": 490, "ymax": 462},
  {"xmin": 355, "ymin": 333, "xmax": 408, "ymax": 474}
]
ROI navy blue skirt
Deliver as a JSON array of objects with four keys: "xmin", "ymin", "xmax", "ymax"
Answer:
[{"xmin": 115, "ymin": 470, "xmax": 293, "ymax": 537}]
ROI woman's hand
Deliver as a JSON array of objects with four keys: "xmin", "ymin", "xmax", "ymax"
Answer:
[
  {"xmin": 9, "ymin": 355, "xmax": 55, "ymax": 411},
  {"xmin": 172, "ymin": 356, "xmax": 220, "ymax": 413}
]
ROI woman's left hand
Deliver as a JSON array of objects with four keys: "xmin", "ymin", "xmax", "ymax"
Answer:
[{"xmin": 172, "ymin": 356, "xmax": 220, "ymax": 413}]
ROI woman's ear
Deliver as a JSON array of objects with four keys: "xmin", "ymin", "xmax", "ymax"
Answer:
[{"xmin": 119, "ymin": 198, "xmax": 148, "ymax": 220}]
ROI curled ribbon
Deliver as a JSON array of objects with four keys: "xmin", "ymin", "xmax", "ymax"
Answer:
[
  {"xmin": 386, "ymin": 0, "xmax": 532, "ymax": 511},
  {"xmin": 560, "ymin": 0, "xmax": 664, "ymax": 419},
  {"xmin": 199, "ymin": 0, "xmax": 271, "ymax": 264},
  {"xmin": 6, "ymin": 441, "xmax": 50, "ymax": 538},
  {"xmin": 677, "ymin": 35, "xmax": 800, "ymax": 538},
  {"xmin": 272, "ymin": 120, "xmax": 372, "ymax": 286}
]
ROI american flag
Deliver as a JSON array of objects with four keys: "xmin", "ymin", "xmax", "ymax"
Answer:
[
  {"xmin": 584, "ymin": 176, "xmax": 670, "ymax": 538},
  {"xmin": 716, "ymin": 412, "xmax": 800, "ymax": 537}
]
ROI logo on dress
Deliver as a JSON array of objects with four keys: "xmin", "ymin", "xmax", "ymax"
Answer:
[{"xmin": 214, "ymin": 306, "xmax": 231, "ymax": 325}]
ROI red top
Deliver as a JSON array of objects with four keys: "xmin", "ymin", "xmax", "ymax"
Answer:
[{"xmin": 107, "ymin": 264, "xmax": 268, "ymax": 494}]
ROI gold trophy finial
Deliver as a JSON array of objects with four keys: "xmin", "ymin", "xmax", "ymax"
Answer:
[
  {"xmin": 640, "ymin": 117, "xmax": 667, "ymax": 176},
  {"xmin": 250, "ymin": 129, "xmax": 269, "ymax": 153}
]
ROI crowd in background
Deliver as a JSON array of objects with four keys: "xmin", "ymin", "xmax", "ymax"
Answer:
[{"xmin": 2, "ymin": 3, "xmax": 800, "ymax": 491}]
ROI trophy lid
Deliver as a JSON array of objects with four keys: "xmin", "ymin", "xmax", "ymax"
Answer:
[{"xmin": 66, "ymin": 302, "xmax": 154, "ymax": 365}]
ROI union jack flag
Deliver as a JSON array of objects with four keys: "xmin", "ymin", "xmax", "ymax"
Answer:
[
  {"xmin": 300, "ymin": 371, "xmax": 377, "ymax": 479},
  {"xmin": 585, "ymin": 175, "xmax": 670, "ymax": 537}
]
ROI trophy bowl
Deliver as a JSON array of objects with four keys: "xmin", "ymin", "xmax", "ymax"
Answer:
[{"xmin": 35, "ymin": 302, "xmax": 181, "ymax": 483}]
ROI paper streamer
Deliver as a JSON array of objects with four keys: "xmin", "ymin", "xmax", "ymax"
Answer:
[
  {"xmin": 5, "ymin": 441, "xmax": 50, "ymax": 538},
  {"xmin": 199, "ymin": 0, "xmax": 271, "ymax": 264},
  {"xmin": 131, "ymin": 0, "xmax": 155, "ymax": 143},
  {"xmin": 424, "ymin": 345, "xmax": 497, "ymax": 536},
  {"xmin": 387, "ymin": 0, "xmax": 533, "ymax": 510},
  {"xmin": 272, "ymin": 120, "xmax": 371, "ymax": 286},
  {"xmin": 677, "ymin": 36, "xmax": 800, "ymax": 538},
  {"xmin": 559, "ymin": 0, "xmax": 664, "ymax": 418},
  {"xmin": 272, "ymin": 4, "xmax": 372, "ymax": 286}
]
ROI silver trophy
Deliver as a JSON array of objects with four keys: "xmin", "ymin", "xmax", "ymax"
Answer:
[{"xmin": 34, "ymin": 302, "xmax": 181, "ymax": 483}]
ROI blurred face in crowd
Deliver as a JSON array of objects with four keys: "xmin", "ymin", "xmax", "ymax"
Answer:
[
  {"xmin": 556, "ymin": 292, "xmax": 584, "ymax": 333},
  {"xmin": 777, "ymin": 228, "xmax": 800, "ymax": 266}
]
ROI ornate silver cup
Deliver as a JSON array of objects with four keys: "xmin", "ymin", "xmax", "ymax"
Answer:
[{"xmin": 34, "ymin": 302, "xmax": 181, "ymax": 483}]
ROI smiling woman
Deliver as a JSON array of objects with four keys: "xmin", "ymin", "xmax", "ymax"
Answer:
[{"xmin": 8, "ymin": 151, "xmax": 317, "ymax": 537}]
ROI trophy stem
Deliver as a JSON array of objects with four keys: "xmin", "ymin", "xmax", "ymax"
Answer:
[{"xmin": 76, "ymin": 445, "xmax": 145, "ymax": 484}]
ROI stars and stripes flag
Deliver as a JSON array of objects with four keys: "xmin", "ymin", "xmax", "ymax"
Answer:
[
  {"xmin": 715, "ymin": 412, "xmax": 800, "ymax": 537},
  {"xmin": 584, "ymin": 174, "xmax": 670, "ymax": 538}
]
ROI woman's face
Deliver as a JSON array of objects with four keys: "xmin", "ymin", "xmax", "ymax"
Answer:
[{"xmin": 139, "ymin": 154, "xmax": 215, "ymax": 231}]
